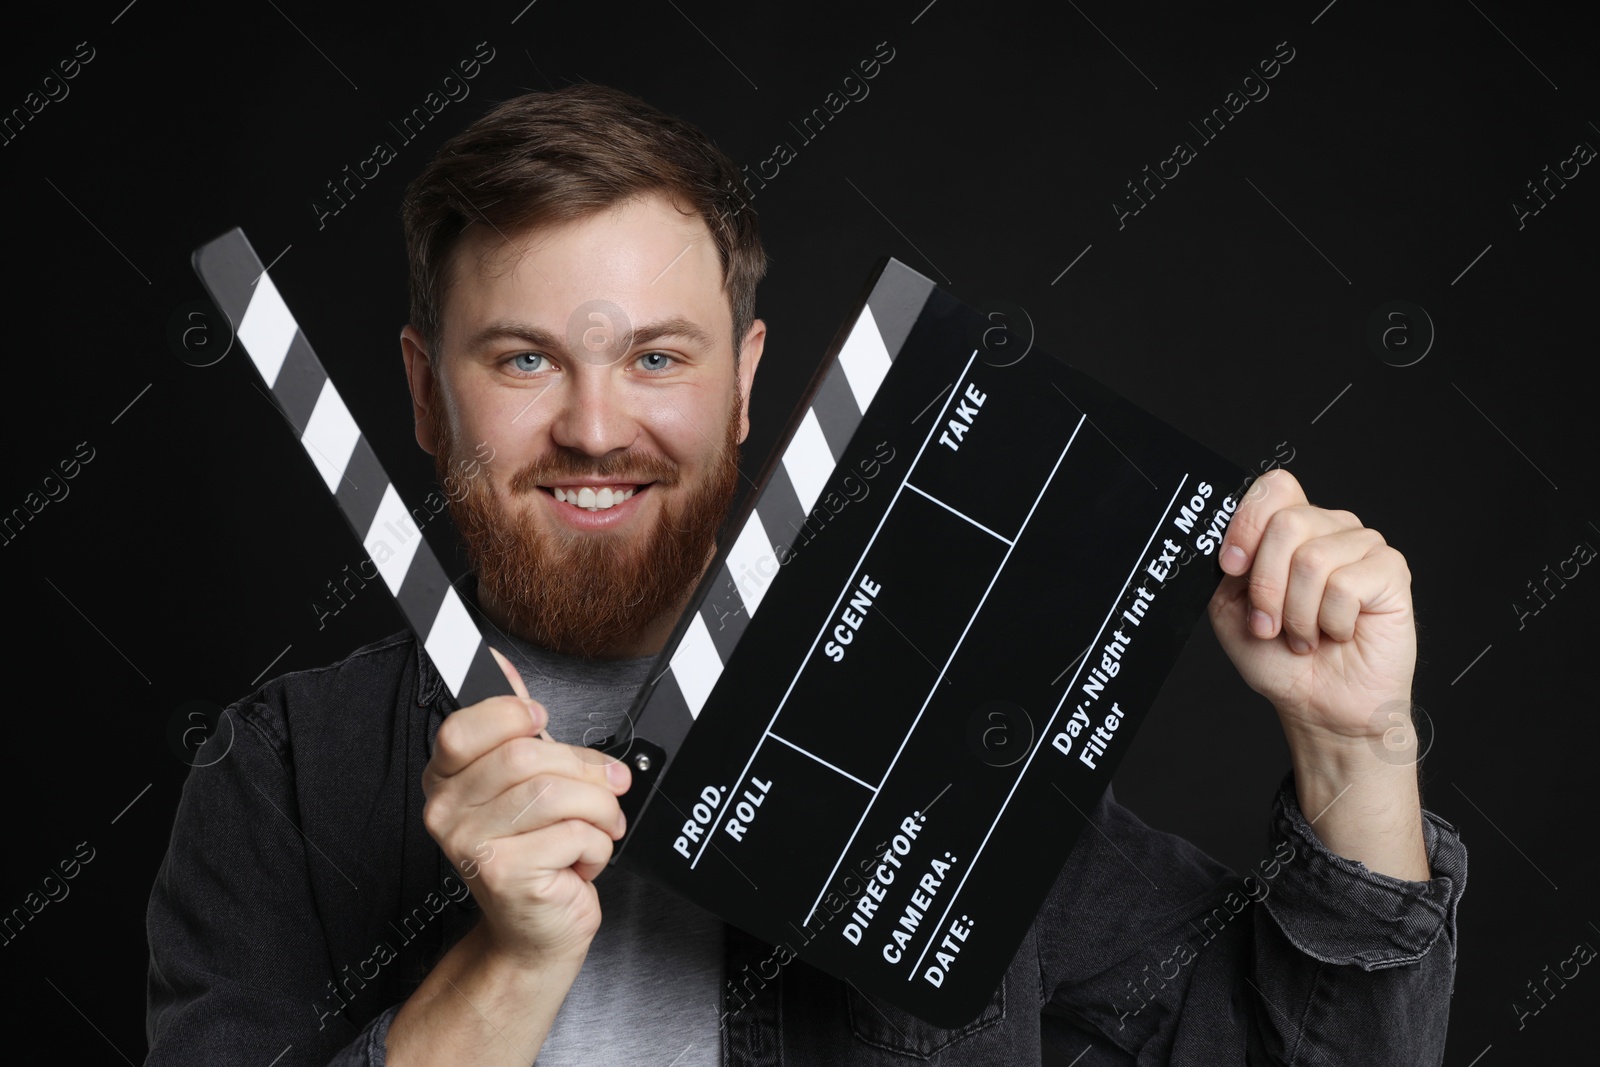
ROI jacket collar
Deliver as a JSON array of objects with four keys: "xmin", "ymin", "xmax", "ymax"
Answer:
[{"xmin": 412, "ymin": 630, "xmax": 451, "ymax": 710}]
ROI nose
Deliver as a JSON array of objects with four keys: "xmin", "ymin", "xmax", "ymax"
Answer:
[{"xmin": 547, "ymin": 365, "xmax": 638, "ymax": 459}]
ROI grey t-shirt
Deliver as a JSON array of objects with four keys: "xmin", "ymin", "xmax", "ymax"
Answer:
[{"xmin": 498, "ymin": 631, "xmax": 723, "ymax": 1067}]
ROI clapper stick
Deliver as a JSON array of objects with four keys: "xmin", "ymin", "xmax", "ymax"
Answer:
[{"xmin": 194, "ymin": 229, "xmax": 522, "ymax": 708}]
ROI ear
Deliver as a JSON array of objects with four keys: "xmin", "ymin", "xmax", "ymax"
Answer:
[
  {"xmin": 734, "ymin": 318, "xmax": 766, "ymax": 445},
  {"xmin": 400, "ymin": 325, "xmax": 441, "ymax": 456}
]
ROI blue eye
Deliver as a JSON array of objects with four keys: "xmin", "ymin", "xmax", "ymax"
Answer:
[
  {"xmin": 638, "ymin": 351, "xmax": 674, "ymax": 371},
  {"xmin": 509, "ymin": 353, "xmax": 549, "ymax": 373}
]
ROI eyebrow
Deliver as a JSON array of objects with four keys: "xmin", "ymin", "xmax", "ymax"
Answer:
[{"xmin": 463, "ymin": 315, "xmax": 718, "ymax": 356}]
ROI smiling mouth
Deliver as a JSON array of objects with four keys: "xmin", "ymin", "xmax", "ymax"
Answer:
[{"xmin": 540, "ymin": 483, "xmax": 651, "ymax": 512}]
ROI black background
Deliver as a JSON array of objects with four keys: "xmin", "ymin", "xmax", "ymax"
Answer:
[{"xmin": 5, "ymin": 1, "xmax": 1594, "ymax": 1063}]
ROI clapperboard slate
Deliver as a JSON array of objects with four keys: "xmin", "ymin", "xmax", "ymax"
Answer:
[{"xmin": 194, "ymin": 230, "xmax": 1249, "ymax": 1027}]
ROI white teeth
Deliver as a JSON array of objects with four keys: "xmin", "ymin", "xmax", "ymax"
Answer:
[{"xmin": 551, "ymin": 486, "xmax": 638, "ymax": 511}]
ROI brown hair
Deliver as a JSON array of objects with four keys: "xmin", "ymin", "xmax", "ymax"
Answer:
[{"xmin": 402, "ymin": 84, "xmax": 766, "ymax": 363}]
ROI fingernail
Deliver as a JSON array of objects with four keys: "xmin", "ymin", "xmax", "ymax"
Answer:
[
  {"xmin": 1250, "ymin": 609, "xmax": 1273, "ymax": 637},
  {"xmin": 525, "ymin": 699, "xmax": 545, "ymax": 728},
  {"xmin": 1288, "ymin": 634, "xmax": 1311, "ymax": 654},
  {"xmin": 607, "ymin": 760, "xmax": 630, "ymax": 789},
  {"xmin": 615, "ymin": 810, "xmax": 628, "ymax": 837},
  {"xmin": 1222, "ymin": 545, "xmax": 1247, "ymax": 572}
]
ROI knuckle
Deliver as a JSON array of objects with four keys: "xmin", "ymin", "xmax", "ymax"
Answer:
[
  {"xmin": 519, "ymin": 774, "xmax": 559, "ymax": 817},
  {"xmin": 571, "ymin": 818, "xmax": 603, "ymax": 851},
  {"xmin": 572, "ymin": 818, "xmax": 614, "ymax": 860},
  {"xmin": 1291, "ymin": 544, "xmax": 1329, "ymax": 578},
  {"xmin": 1249, "ymin": 467, "xmax": 1295, "ymax": 501},
  {"xmin": 1385, "ymin": 546, "xmax": 1412, "ymax": 584},
  {"xmin": 434, "ymin": 720, "xmax": 465, "ymax": 763},
  {"xmin": 422, "ymin": 795, "xmax": 452, "ymax": 839},
  {"xmin": 565, "ymin": 816, "xmax": 590, "ymax": 843},
  {"xmin": 440, "ymin": 829, "xmax": 470, "ymax": 864},
  {"xmin": 1254, "ymin": 515, "xmax": 1287, "ymax": 549},
  {"xmin": 1324, "ymin": 569, "xmax": 1357, "ymax": 601},
  {"xmin": 1276, "ymin": 506, "xmax": 1317, "ymax": 538},
  {"xmin": 503, "ymin": 736, "xmax": 542, "ymax": 779}
]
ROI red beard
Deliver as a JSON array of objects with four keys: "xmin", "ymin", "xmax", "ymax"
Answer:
[{"xmin": 434, "ymin": 390, "xmax": 742, "ymax": 658}]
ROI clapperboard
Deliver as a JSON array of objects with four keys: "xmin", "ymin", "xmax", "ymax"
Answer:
[{"xmin": 194, "ymin": 229, "xmax": 1249, "ymax": 1027}]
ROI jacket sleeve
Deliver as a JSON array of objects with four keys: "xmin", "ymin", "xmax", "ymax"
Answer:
[
  {"xmin": 1036, "ymin": 772, "xmax": 1467, "ymax": 1065},
  {"xmin": 144, "ymin": 699, "xmax": 394, "ymax": 1066},
  {"xmin": 1245, "ymin": 772, "xmax": 1466, "ymax": 1064}
]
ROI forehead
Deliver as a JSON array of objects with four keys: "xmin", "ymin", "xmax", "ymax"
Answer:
[{"xmin": 440, "ymin": 193, "xmax": 730, "ymax": 351}]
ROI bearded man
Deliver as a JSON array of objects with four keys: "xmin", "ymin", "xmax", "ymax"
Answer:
[{"xmin": 145, "ymin": 84, "xmax": 1466, "ymax": 1067}]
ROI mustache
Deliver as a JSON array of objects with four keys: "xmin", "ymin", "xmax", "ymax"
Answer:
[{"xmin": 507, "ymin": 449, "xmax": 681, "ymax": 494}]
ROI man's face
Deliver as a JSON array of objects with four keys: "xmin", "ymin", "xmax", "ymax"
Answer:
[{"xmin": 402, "ymin": 193, "xmax": 764, "ymax": 658}]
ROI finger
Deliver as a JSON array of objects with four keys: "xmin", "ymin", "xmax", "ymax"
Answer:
[
  {"xmin": 455, "ymin": 735, "xmax": 630, "ymax": 808},
  {"xmin": 558, "ymin": 820, "xmax": 617, "ymax": 876},
  {"xmin": 489, "ymin": 644, "xmax": 553, "ymax": 743},
  {"xmin": 1244, "ymin": 506, "xmax": 1364, "ymax": 640},
  {"xmin": 1279, "ymin": 527, "xmax": 1387, "ymax": 651},
  {"xmin": 1220, "ymin": 469, "xmax": 1310, "ymax": 576},
  {"xmin": 573, "ymin": 860, "xmax": 608, "ymax": 883},
  {"xmin": 468, "ymin": 820, "xmax": 615, "ymax": 892},
  {"xmin": 1318, "ymin": 544, "xmax": 1412, "ymax": 642},
  {"xmin": 439, "ymin": 776, "xmax": 626, "ymax": 875},
  {"xmin": 502, "ymin": 820, "xmax": 615, "ymax": 881},
  {"xmin": 480, "ymin": 772, "xmax": 626, "ymax": 842},
  {"xmin": 427, "ymin": 695, "xmax": 545, "ymax": 783}
]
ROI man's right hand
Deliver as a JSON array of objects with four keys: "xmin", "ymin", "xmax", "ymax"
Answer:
[{"xmin": 420, "ymin": 693, "xmax": 633, "ymax": 966}]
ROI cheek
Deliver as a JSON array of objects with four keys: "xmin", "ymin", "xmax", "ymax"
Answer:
[
  {"xmin": 640, "ymin": 396, "xmax": 730, "ymax": 464},
  {"xmin": 454, "ymin": 406, "xmax": 531, "ymax": 469}
]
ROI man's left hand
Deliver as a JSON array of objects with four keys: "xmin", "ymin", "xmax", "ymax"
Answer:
[{"xmin": 1207, "ymin": 468, "xmax": 1416, "ymax": 753}]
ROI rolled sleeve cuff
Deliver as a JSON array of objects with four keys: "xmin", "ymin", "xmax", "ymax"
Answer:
[
  {"xmin": 325, "ymin": 1004, "xmax": 400, "ymax": 1067},
  {"xmin": 1261, "ymin": 771, "xmax": 1467, "ymax": 971}
]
